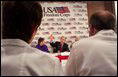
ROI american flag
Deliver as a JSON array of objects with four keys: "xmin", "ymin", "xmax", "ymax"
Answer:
[
  {"xmin": 56, "ymin": 7, "xmax": 70, "ymax": 13},
  {"xmin": 63, "ymin": 7, "xmax": 70, "ymax": 12}
]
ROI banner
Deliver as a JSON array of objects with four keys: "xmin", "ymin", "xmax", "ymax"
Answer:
[{"xmin": 31, "ymin": 2, "xmax": 89, "ymax": 51}]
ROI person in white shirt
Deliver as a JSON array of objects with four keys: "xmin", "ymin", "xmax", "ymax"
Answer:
[
  {"xmin": 1, "ymin": 1, "xmax": 64, "ymax": 76},
  {"xmin": 65, "ymin": 11, "xmax": 117, "ymax": 76}
]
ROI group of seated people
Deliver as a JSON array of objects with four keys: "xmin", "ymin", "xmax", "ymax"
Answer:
[
  {"xmin": 35, "ymin": 35, "xmax": 70, "ymax": 53},
  {"xmin": 1, "ymin": 1, "xmax": 117, "ymax": 76}
]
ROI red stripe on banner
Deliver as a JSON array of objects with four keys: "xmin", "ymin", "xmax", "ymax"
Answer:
[
  {"xmin": 56, "ymin": 7, "xmax": 65, "ymax": 13},
  {"xmin": 63, "ymin": 7, "xmax": 70, "ymax": 13}
]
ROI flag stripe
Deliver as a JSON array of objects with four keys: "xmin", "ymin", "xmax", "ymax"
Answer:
[{"xmin": 56, "ymin": 7, "xmax": 70, "ymax": 13}]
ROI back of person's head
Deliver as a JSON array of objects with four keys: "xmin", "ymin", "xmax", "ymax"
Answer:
[
  {"xmin": 89, "ymin": 11, "xmax": 116, "ymax": 31},
  {"xmin": 38, "ymin": 37, "xmax": 44, "ymax": 44},
  {"xmin": 2, "ymin": 1, "xmax": 43, "ymax": 43}
]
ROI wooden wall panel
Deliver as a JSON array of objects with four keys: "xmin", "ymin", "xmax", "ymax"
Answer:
[{"xmin": 87, "ymin": 1, "xmax": 116, "ymax": 32}]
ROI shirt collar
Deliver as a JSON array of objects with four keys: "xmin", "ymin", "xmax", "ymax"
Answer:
[
  {"xmin": 93, "ymin": 30, "xmax": 117, "ymax": 41},
  {"xmin": 1, "ymin": 39, "xmax": 30, "ymax": 47},
  {"xmin": 95, "ymin": 30, "xmax": 116, "ymax": 36}
]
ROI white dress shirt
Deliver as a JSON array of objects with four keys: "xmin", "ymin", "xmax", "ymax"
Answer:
[
  {"xmin": 65, "ymin": 30, "xmax": 117, "ymax": 76},
  {"xmin": 1, "ymin": 39, "xmax": 64, "ymax": 76}
]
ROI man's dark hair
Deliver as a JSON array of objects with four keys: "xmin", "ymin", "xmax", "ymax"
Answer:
[
  {"xmin": 90, "ymin": 11, "xmax": 116, "ymax": 31},
  {"xmin": 38, "ymin": 37, "xmax": 44, "ymax": 44},
  {"xmin": 2, "ymin": 1, "xmax": 43, "ymax": 43}
]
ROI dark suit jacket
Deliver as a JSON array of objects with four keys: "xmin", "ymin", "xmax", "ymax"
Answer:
[{"xmin": 50, "ymin": 41, "xmax": 70, "ymax": 53}]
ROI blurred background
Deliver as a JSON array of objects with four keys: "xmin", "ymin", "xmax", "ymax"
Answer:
[{"xmin": 30, "ymin": 1, "xmax": 117, "ymax": 53}]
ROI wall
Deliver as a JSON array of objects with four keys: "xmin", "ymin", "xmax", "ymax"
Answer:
[
  {"xmin": 87, "ymin": 1, "xmax": 116, "ymax": 32},
  {"xmin": 87, "ymin": 1, "xmax": 115, "ymax": 19}
]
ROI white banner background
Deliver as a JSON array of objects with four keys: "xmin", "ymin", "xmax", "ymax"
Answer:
[{"xmin": 31, "ymin": 2, "xmax": 89, "ymax": 52}]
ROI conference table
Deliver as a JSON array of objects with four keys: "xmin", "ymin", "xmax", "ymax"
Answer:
[{"xmin": 49, "ymin": 52, "xmax": 70, "ymax": 72}]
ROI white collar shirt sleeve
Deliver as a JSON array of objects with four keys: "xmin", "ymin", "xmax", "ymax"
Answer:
[
  {"xmin": 65, "ymin": 30, "xmax": 117, "ymax": 76},
  {"xmin": 1, "ymin": 39, "xmax": 64, "ymax": 76}
]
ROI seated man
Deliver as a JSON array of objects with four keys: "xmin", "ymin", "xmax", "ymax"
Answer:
[
  {"xmin": 1, "ymin": 1, "xmax": 63, "ymax": 76},
  {"xmin": 36, "ymin": 37, "xmax": 49, "ymax": 53},
  {"xmin": 50, "ymin": 35, "xmax": 70, "ymax": 53},
  {"xmin": 66, "ymin": 11, "xmax": 117, "ymax": 76}
]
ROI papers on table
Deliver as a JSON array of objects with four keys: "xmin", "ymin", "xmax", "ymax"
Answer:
[
  {"xmin": 49, "ymin": 51, "xmax": 70, "ymax": 56},
  {"xmin": 50, "ymin": 52, "xmax": 70, "ymax": 56},
  {"xmin": 61, "ymin": 52, "xmax": 70, "ymax": 56}
]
